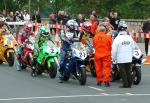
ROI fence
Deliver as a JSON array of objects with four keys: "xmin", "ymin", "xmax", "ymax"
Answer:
[{"xmin": 7, "ymin": 19, "xmax": 146, "ymax": 42}]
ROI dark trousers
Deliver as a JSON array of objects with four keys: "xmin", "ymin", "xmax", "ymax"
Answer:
[
  {"xmin": 145, "ymin": 38, "xmax": 149, "ymax": 56},
  {"xmin": 118, "ymin": 63, "xmax": 132, "ymax": 87}
]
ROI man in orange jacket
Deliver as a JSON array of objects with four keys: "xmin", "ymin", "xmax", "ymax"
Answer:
[{"xmin": 93, "ymin": 25, "xmax": 112, "ymax": 87}]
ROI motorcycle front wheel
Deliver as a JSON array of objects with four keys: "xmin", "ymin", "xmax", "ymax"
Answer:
[
  {"xmin": 7, "ymin": 52, "xmax": 15, "ymax": 67},
  {"xmin": 48, "ymin": 61, "xmax": 57, "ymax": 78},
  {"xmin": 78, "ymin": 67, "xmax": 86, "ymax": 85},
  {"xmin": 0, "ymin": 60, "xmax": 3, "ymax": 64}
]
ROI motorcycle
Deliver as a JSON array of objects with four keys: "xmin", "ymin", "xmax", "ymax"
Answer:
[
  {"xmin": 61, "ymin": 42, "xmax": 87, "ymax": 85},
  {"xmin": 0, "ymin": 36, "xmax": 15, "ymax": 66},
  {"xmin": 85, "ymin": 40, "xmax": 96, "ymax": 77},
  {"xmin": 35, "ymin": 40, "xmax": 59, "ymax": 78},
  {"xmin": 111, "ymin": 48, "xmax": 143, "ymax": 85},
  {"xmin": 19, "ymin": 36, "xmax": 35, "ymax": 75}
]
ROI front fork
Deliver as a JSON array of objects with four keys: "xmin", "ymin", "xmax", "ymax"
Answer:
[{"xmin": 75, "ymin": 61, "xmax": 85, "ymax": 78}]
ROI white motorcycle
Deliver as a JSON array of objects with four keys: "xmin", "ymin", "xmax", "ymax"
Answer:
[{"xmin": 112, "ymin": 48, "xmax": 143, "ymax": 85}]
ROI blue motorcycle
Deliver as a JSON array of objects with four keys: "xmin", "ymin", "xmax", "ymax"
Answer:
[{"xmin": 61, "ymin": 42, "xmax": 88, "ymax": 85}]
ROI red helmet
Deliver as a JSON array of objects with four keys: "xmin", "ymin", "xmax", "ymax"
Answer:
[
  {"xmin": 24, "ymin": 23, "xmax": 33, "ymax": 33},
  {"xmin": 81, "ymin": 21, "xmax": 92, "ymax": 32}
]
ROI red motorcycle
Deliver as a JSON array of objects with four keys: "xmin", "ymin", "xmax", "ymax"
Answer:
[{"xmin": 19, "ymin": 37, "xmax": 36, "ymax": 76}]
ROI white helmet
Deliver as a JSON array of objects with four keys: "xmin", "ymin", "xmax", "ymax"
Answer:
[
  {"xmin": 66, "ymin": 20, "xmax": 78, "ymax": 31},
  {"xmin": 118, "ymin": 21, "xmax": 127, "ymax": 31}
]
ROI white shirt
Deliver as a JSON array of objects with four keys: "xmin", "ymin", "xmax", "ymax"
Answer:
[
  {"xmin": 23, "ymin": 14, "xmax": 30, "ymax": 21},
  {"xmin": 112, "ymin": 31, "xmax": 135, "ymax": 63}
]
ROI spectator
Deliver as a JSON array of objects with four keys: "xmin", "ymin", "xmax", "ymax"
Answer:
[
  {"xmin": 57, "ymin": 11, "xmax": 70, "ymax": 25},
  {"xmin": 63, "ymin": 11, "xmax": 71, "ymax": 25},
  {"xmin": 7, "ymin": 11, "xmax": 14, "ymax": 22},
  {"xmin": 49, "ymin": 12, "xmax": 56, "ymax": 34},
  {"xmin": 109, "ymin": 11, "xmax": 120, "ymax": 30},
  {"xmin": 93, "ymin": 25, "xmax": 112, "ymax": 87},
  {"xmin": 7, "ymin": 11, "xmax": 14, "ymax": 29},
  {"xmin": 23, "ymin": 10, "xmax": 30, "ymax": 21},
  {"xmin": 103, "ymin": 17, "xmax": 114, "ymax": 29},
  {"xmin": 32, "ymin": 11, "xmax": 41, "ymax": 23},
  {"xmin": 57, "ymin": 10, "xmax": 63, "ymax": 24},
  {"xmin": 20, "ymin": 11, "xmax": 24, "ymax": 20},
  {"xmin": 90, "ymin": 14, "xmax": 98, "ymax": 36},
  {"xmin": 13, "ymin": 11, "xmax": 23, "ymax": 22},
  {"xmin": 92, "ymin": 10, "xmax": 97, "ymax": 18},
  {"xmin": 76, "ymin": 14, "xmax": 85, "ymax": 26},
  {"xmin": 142, "ymin": 18, "xmax": 150, "ymax": 56}
]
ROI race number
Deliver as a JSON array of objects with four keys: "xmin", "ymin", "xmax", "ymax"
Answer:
[
  {"xmin": 79, "ymin": 51, "xmax": 86, "ymax": 58},
  {"xmin": 50, "ymin": 48, "xmax": 55, "ymax": 53}
]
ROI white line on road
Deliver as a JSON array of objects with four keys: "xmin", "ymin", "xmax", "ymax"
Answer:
[
  {"xmin": 1, "ymin": 93, "xmax": 150, "ymax": 101},
  {"xmin": 88, "ymin": 86, "xmax": 105, "ymax": 91}
]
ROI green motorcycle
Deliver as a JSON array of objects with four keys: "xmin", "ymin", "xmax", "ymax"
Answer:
[{"xmin": 34, "ymin": 40, "xmax": 59, "ymax": 78}]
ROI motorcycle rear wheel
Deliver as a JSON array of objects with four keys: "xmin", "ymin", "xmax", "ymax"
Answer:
[
  {"xmin": 133, "ymin": 66, "xmax": 141, "ymax": 85},
  {"xmin": 89, "ymin": 60, "xmax": 96, "ymax": 77}
]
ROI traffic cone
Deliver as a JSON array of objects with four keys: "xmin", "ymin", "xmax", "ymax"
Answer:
[{"xmin": 144, "ymin": 32, "xmax": 150, "ymax": 64}]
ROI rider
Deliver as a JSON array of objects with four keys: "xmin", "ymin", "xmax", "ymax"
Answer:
[
  {"xmin": 79, "ymin": 21, "xmax": 92, "ymax": 45},
  {"xmin": 59, "ymin": 19, "xmax": 78, "ymax": 83},
  {"xmin": 112, "ymin": 21, "xmax": 135, "ymax": 88},
  {"xmin": 34, "ymin": 25, "xmax": 50, "ymax": 54},
  {"xmin": 16, "ymin": 23, "xmax": 34, "ymax": 71}
]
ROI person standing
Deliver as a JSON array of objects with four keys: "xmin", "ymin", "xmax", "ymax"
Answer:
[
  {"xmin": 32, "ymin": 11, "xmax": 41, "ymax": 23},
  {"xmin": 142, "ymin": 18, "xmax": 150, "ymax": 56},
  {"xmin": 109, "ymin": 11, "xmax": 120, "ymax": 30},
  {"xmin": 23, "ymin": 10, "xmax": 30, "ymax": 21},
  {"xmin": 76, "ymin": 14, "xmax": 85, "ymax": 26},
  {"xmin": 49, "ymin": 12, "xmax": 56, "ymax": 34},
  {"xmin": 90, "ymin": 14, "xmax": 98, "ymax": 37},
  {"xmin": 112, "ymin": 21, "xmax": 135, "ymax": 88},
  {"xmin": 13, "ymin": 11, "xmax": 24, "ymax": 22},
  {"xmin": 93, "ymin": 25, "xmax": 112, "ymax": 87}
]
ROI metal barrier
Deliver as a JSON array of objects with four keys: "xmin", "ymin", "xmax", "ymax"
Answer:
[{"xmin": 6, "ymin": 20, "xmax": 146, "ymax": 43}]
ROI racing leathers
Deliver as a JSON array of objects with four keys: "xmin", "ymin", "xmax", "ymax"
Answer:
[
  {"xmin": 59, "ymin": 29, "xmax": 75, "ymax": 80},
  {"xmin": 16, "ymin": 28, "xmax": 34, "ymax": 70}
]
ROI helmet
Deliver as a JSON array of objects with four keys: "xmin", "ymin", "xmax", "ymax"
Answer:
[
  {"xmin": 66, "ymin": 20, "xmax": 78, "ymax": 31},
  {"xmin": 24, "ymin": 23, "xmax": 33, "ymax": 33},
  {"xmin": 82, "ymin": 21, "xmax": 92, "ymax": 32},
  {"xmin": 39, "ymin": 26, "xmax": 49, "ymax": 37},
  {"xmin": 118, "ymin": 21, "xmax": 127, "ymax": 31}
]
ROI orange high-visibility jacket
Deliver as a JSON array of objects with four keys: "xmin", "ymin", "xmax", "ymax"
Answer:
[{"xmin": 93, "ymin": 32, "xmax": 112, "ymax": 58}]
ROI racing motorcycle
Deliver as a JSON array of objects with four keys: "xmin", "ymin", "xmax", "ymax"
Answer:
[
  {"xmin": 111, "ymin": 48, "xmax": 143, "ymax": 85},
  {"xmin": 35, "ymin": 40, "xmax": 59, "ymax": 78},
  {"xmin": 0, "ymin": 33, "xmax": 16, "ymax": 67},
  {"xmin": 61, "ymin": 42, "xmax": 87, "ymax": 85},
  {"xmin": 19, "ymin": 36, "xmax": 35, "ymax": 75},
  {"xmin": 85, "ymin": 40, "xmax": 96, "ymax": 77}
]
